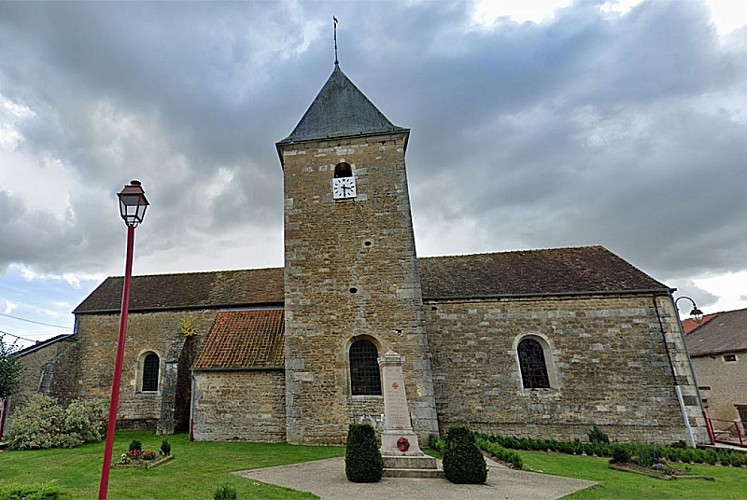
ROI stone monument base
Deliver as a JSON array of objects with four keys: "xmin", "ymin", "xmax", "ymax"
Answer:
[{"xmin": 381, "ymin": 455, "xmax": 443, "ymax": 478}]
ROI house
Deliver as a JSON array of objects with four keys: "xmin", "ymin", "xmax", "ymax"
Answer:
[{"xmin": 686, "ymin": 307, "xmax": 747, "ymax": 438}]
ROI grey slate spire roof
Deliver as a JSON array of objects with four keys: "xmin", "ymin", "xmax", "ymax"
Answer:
[{"xmin": 277, "ymin": 64, "xmax": 407, "ymax": 145}]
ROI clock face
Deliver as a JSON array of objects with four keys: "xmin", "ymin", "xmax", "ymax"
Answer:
[{"xmin": 332, "ymin": 176, "xmax": 357, "ymax": 199}]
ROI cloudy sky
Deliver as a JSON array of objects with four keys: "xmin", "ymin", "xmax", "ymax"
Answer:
[{"xmin": 1, "ymin": 0, "xmax": 746, "ymax": 348}]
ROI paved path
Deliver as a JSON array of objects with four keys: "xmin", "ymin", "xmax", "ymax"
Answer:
[{"xmin": 235, "ymin": 457, "xmax": 596, "ymax": 499}]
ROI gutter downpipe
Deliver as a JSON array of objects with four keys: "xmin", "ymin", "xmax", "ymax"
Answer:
[
  {"xmin": 652, "ymin": 295, "xmax": 696, "ymax": 448},
  {"xmin": 189, "ymin": 370, "xmax": 195, "ymax": 442},
  {"xmin": 671, "ymin": 296, "xmax": 716, "ymax": 445}
]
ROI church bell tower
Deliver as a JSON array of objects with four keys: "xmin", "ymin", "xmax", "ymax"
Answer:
[{"xmin": 276, "ymin": 63, "xmax": 439, "ymax": 444}]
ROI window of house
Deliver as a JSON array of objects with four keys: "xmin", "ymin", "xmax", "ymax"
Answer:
[
  {"xmin": 334, "ymin": 162, "xmax": 352, "ymax": 178},
  {"xmin": 349, "ymin": 339, "xmax": 382, "ymax": 396},
  {"xmin": 141, "ymin": 352, "xmax": 160, "ymax": 392},
  {"xmin": 723, "ymin": 353, "xmax": 738, "ymax": 363},
  {"xmin": 517, "ymin": 338, "xmax": 551, "ymax": 389}
]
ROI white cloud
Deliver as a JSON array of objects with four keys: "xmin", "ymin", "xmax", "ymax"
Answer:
[{"xmin": 2, "ymin": 299, "xmax": 16, "ymax": 314}]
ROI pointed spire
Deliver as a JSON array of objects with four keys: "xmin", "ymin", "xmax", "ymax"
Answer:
[{"xmin": 278, "ymin": 65, "xmax": 407, "ymax": 145}]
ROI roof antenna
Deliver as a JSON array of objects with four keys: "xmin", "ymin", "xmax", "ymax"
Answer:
[{"xmin": 333, "ymin": 16, "xmax": 339, "ymax": 65}]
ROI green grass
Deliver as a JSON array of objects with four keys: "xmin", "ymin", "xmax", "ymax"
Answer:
[
  {"xmin": 4, "ymin": 433, "xmax": 747, "ymax": 499},
  {"xmin": 518, "ymin": 449, "xmax": 747, "ymax": 499},
  {"xmin": 0, "ymin": 431, "xmax": 343, "ymax": 499}
]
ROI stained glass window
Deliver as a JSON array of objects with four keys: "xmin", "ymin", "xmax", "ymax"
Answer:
[
  {"xmin": 350, "ymin": 339, "xmax": 382, "ymax": 396},
  {"xmin": 518, "ymin": 338, "xmax": 550, "ymax": 389},
  {"xmin": 142, "ymin": 352, "xmax": 160, "ymax": 392}
]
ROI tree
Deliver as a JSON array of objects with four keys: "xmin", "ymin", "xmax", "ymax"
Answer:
[{"xmin": 0, "ymin": 335, "xmax": 21, "ymax": 400}]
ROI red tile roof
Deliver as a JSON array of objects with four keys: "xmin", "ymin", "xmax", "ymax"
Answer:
[
  {"xmin": 192, "ymin": 309, "xmax": 284, "ymax": 370},
  {"xmin": 682, "ymin": 313, "xmax": 718, "ymax": 335}
]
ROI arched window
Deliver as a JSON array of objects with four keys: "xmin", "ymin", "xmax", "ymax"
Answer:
[
  {"xmin": 517, "ymin": 338, "xmax": 550, "ymax": 389},
  {"xmin": 334, "ymin": 162, "xmax": 352, "ymax": 178},
  {"xmin": 349, "ymin": 339, "xmax": 382, "ymax": 396},
  {"xmin": 141, "ymin": 352, "xmax": 160, "ymax": 392}
]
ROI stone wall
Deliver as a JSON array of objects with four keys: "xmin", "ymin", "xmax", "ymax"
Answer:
[
  {"xmin": 75, "ymin": 309, "xmax": 215, "ymax": 430},
  {"xmin": 692, "ymin": 353, "xmax": 747, "ymax": 432},
  {"xmin": 281, "ymin": 133, "xmax": 439, "ymax": 444},
  {"xmin": 425, "ymin": 293, "xmax": 708, "ymax": 444},
  {"xmin": 4, "ymin": 336, "xmax": 78, "ymax": 435},
  {"xmin": 192, "ymin": 369, "xmax": 286, "ymax": 441}
]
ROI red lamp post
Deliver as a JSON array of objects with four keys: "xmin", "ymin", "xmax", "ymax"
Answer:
[{"xmin": 98, "ymin": 180, "xmax": 149, "ymax": 500}]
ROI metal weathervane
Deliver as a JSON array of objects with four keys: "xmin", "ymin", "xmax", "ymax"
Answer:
[{"xmin": 333, "ymin": 16, "xmax": 339, "ymax": 65}]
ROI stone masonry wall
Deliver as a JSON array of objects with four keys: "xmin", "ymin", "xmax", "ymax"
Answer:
[
  {"xmin": 192, "ymin": 369, "xmax": 286, "ymax": 441},
  {"xmin": 75, "ymin": 309, "xmax": 215, "ymax": 429},
  {"xmin": 281, "ymin": 133, "xmax": 439, "ymax": 444},
  {"xmin": 5, "ymin": 337, "xmax": 78, "ymax": 435},
  {"xmin": 426, "ymin": 293, "xmax": 708, "ymax": 445}
]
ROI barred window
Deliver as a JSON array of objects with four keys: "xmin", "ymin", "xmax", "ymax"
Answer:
[
  {"xmin": 350, "ymin": 339, "xmax": 381, "ymax": 396},
  {"xmin": 518, "ymin": 338, "xmax": 550, "ymax": 389},
  {"xmin": 141, "ymin": 352, "xmax": 160, "ymax": 392}
]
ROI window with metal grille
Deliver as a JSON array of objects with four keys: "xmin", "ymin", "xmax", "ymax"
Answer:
[
  {"xmin": 349, "ymin": 339, "xmax": 381, "ymax": 396},
  {"xmin": 518, "ymin": 338, "xmax": 550, "ymax": 389},
  {"xmin": 141, "ymin": 352, "xmax": 159, "ymax": 392}
]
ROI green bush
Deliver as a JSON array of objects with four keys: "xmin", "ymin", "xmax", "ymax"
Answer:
[
  {"xmin": 213, "ymin": 484, "xmax": 237, "ymax": 500},
  {"xmin": 7, "ymin": 395, "xmax": 65, "ymax": 450},
  {"xmin": 7, "ymin": 395, "xmax": 108, "ymax": 450},
  {"xmin": 344, "ymin": 424, "xmax": 383, "ymax": 483},
  {"xmin": 0, "ymin": 480, "xmax": 72, "ymax": 499},
  {"xmin": 161, "ymin": 439, "xmax": 171, "ymax": 456},
  {"xmin": 610, "ymin": 446, "xmax": 631, "ymax": 463},
  {"xmin": 588, "ymin": 425, "xmax": 610, "ymax": 444},
  {"xmin": 477, "ymin": 437, "xmax": 523, "ymax": 469},
  {"xmin": 129, "ymin": 439, "xmax": 142, "ymax": 452},
  {"xmin": 428, "ymin": 434, "xmax": 445, "ymax": 454},
  {"xmin": 443, "ymin": 426, "xmax": 487, "ymax": 484}
]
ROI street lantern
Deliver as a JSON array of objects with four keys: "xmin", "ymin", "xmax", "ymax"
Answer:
[
  {"xmin": 117, "ymin": 180, "xmax": 149, "ymax": 227},
  {"xmin": 673, "ymin": 295, "xmax": 714, "ymax": 446},
  {"xmin": 99, "ymin": 180, "xmax": 148, "ymax": 500}
]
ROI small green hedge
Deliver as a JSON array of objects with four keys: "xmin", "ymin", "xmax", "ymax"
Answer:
[
  {"xmin": 345, "ymin": 424, "xmax": 383, "ymax": 483},
  {"xmin": 476, "ymin": 437, "xmax": 523, "ymax": 469},
  {"xmin": 443, "ymin": 426, "xmax": 487, "ymax": 484},
  {"xmin": 478, "ymin": 433, "xmax": 747, "ymax": 467}
]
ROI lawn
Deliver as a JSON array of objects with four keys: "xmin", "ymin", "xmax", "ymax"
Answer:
[
  {"xmin": 518, "ymin": 449, "xmax": 747, "ymax": 499},
  {"xmin": 0, "ymin": 431, "xmax": 343, "ymax": 499},
  {"xmin": 3, "ymin": 433, "xmax": 747, "ymax": 499}
]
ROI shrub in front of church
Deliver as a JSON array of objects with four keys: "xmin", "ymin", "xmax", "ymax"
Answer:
[
  {"xmin": 7, "ymin": 394, "xmax": 108, "ymax": 450},
  {"xmin": 345, "ymin": 424, "xmax": 383, "ymax": 483},
  {"xmin": 587, "ymin": 425, "xmax": 610, "ymax": 444},
  {"xmin": 443, "ymin": 425, "xmax": 487, "ymax": 484},
  {"xmin": 428, "ymin": 434, "xmax": 445, "ymax": 453},
  {"xmin": 476, "ymin": 437, "xmax": 523, "ymax": 469}
]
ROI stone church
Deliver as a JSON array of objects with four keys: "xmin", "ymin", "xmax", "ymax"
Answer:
[{"xmin": 11, "ymin": 63, "xmax": 707, "ymax": 446}]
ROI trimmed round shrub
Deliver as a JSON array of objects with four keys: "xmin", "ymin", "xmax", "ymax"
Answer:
[
  {"xmin": 345, "ymin": 424, "xmax": 383, "ymax": 483},
  {"xmin": 443, "ymin": 425, "xmax": 487, "ymax": 484}
]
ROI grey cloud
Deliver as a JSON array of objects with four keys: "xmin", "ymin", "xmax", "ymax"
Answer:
[{"xmin": 0, "ymin": 0, "xmax": 744, "ymax": 308}]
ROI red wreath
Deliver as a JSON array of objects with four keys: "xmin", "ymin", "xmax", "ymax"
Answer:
[{"xmin": 397, "ymin": 437, "xmax": 410, "ymax": 452}]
